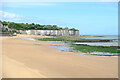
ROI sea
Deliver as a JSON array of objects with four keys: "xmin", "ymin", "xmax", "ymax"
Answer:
[
  {"xmin": 20, "ymin": 35, "xmax": 119, "ymax": 56},
  {"xmin": 49, "ymin": 35, "xmax": 119, "ymax": 56},
  {"xmin": 74, "ymin": 35, "xmax": 119, "ymax": 47}
]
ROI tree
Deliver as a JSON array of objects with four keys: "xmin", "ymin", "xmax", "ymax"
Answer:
[
  {"xmin": 70, "ymin": 28, "xmax": 78, "ymax": 31},
  {"xmin": 32, "ymin": 23, "xmax": 35, "ymax": 25},
  {"xmin": 2, "ymin": 21, "xmax": 8, "ymax": 26}
]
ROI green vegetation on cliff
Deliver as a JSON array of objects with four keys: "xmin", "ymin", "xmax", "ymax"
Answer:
[{"xmin": 0, "ymin": 21, "xmax": 79, "ymax": 31}]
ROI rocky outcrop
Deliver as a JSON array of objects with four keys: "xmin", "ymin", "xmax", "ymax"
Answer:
[{"xmin": 0, "ymin": 22, "xmax": 9, "ymax": 31}]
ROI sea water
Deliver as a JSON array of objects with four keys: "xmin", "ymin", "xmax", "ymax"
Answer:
[
  {"xmin": 74, "ymin": 35, "xmax": 119, "ymax": 47},
  {"xmin": 49, "ymin": 35, "xmax": 119, "ymax": 56}
]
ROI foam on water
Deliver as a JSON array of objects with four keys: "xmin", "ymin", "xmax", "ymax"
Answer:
[{"xmin": 74, "ymin": 42, "xmax": 119, "ymax": 46}]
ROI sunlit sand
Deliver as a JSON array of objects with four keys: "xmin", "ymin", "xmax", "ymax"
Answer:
[{"xmin": 1, "ymin": 34, "xmax": 118, "ymax": 78}]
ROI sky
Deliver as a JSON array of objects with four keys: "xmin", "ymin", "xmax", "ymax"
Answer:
[{"xmin": 0, "ymin": 1, "xmax": 118, "ymax": 35}]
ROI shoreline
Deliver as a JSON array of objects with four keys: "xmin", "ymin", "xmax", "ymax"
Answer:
[
  {"xmin": 35, "ymin": 37, "xmax": 119, "ymax": 56},
  {"xmin": 2, "ymin": 34, "xmax": 118, "ymax": 78}
]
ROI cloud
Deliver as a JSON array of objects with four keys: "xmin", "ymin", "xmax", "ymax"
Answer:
[
  {"xmin": 1, "ymin": 0, "xmax": 119, "ymax": 2},
  {"xmin": 0, "ymin": 10, "xmax": 22, "ymax": 21},
  {"xmin": 3, "ymin": 2, "xmax": 57, "ymax": 8}
]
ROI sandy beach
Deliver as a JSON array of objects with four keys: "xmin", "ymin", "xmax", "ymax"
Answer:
[{"xmin": 1, "ymin": 35, "xmax": 118, "ymax": 78}]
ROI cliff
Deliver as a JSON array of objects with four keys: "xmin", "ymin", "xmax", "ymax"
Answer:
[
  {"xmin": 19, "ymin": 30, "xmax": 79, "ymax": 36},
  {"xmin": 0, "ymin": 21, "xmax": 79, "ymax": 36}
]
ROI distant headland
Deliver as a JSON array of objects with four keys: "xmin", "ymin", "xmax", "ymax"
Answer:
[{"xmin": 0, "ymin": 21, "xmax": 79, "ymax": 36}]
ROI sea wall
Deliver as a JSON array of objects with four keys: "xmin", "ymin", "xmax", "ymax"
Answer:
[{"xmin": 19, "ymin": 30, "xmax": 79, "ymax": 36}]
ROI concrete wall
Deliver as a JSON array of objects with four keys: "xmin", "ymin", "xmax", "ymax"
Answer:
[{"xmin": 19, "ymin": 30, "xmax": 79, "ymax": 36}]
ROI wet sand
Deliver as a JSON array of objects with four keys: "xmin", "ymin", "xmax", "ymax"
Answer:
[{"xmin": 1, "ymin": 35, "xmax": 118, "ymax": 78}]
